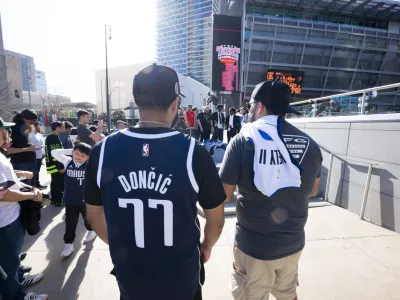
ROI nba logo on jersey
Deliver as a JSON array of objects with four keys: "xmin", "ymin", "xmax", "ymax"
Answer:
[{"xmin": 142, "ymin": 143, "xmax": 149, "ymax": 157}]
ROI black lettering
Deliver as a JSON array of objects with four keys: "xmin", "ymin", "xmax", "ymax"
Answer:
[{"xmin": 270, "ymin": 150, "xmax": 276, "ymax": 165}]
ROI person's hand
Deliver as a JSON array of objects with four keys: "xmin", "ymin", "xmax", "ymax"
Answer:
[
  {"xmin": 22, "ymin": 171, "xmax": 34, "ymax": 179},
  {"xmin": 200, "ymin": 127, "xmax": 203, "ymax": 133},
  {"xmin": 25, "ymin": 145, "xmax": 41, "ymax": 152},
  {"xmin": 98, "ymin": 119, "xmax": 104, "ymax": 129},
  {"xmin": 211, "ymin": 127, "xmax": 215, "ymax": 134},
  {"xmin": 200, "ymin": 243, "xmax": 212, "ymax": 263},
  {"xmin": 59, "ymin": 169, "xmax": 65, "ymax": 174},
  {"xmin": 31, "ymin": 188, "xmax": 43, "ymax": 202},
  {"xmin": 0, "ymin": 189, "xmax": 8, "ymax": 199}
]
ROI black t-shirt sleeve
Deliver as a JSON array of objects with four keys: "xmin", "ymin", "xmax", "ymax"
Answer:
[
  {"xmin": 84, "ymin": 142, "xmax": 102, "ymax": 206},
  {"xmin": 192, "ymin": 143, "xmax": 226, "ymax": 209},
  {"xmin": 219, "ymin": 135, "xmax": 242, "ymax": 185}
]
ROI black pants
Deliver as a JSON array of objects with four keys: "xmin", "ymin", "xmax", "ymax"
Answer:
[
  {"xmin": 50, "ymin": 172, "xmax": 64, "ymax": 204},
  {"xmin": 64, "ymin": 205, "xmax": 92, "ymax": 244},
  {"xmin": 227, "ymin": 129, "xmax": 237, "ymax": 143},
  {"xmin": 213, "ymin": 127, "xmax": 223, "ymax": 141},
  {"xmin": 35, "ymin": 159, "xmax": 42, "ymax": 187},
  {"xmin": 118, "ymin": 260, "xmax": 205, "ymax": 300},
  {"xmin": 200, "ymin": 130, "xmax": 211, "ymax": 142}
]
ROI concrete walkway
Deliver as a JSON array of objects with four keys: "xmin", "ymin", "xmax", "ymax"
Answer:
[
  {"xmin": 22, "ymin": 167, "xmax": 400, "ymax": 300},
  {"xmin": 20, "ymin": 203, "xmax": 399, "ymax": 300}
]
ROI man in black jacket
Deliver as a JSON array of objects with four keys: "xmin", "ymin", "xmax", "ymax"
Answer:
[
  {"xmin": 225, "ymin": 107, "xmax": 240, "ymax": 143},
  {"xmin": 211, "ymin": 104, "xmax": 225, "ymax": 141},
  {"xmin": 45, "ymin": 121, "xmax": 64, "ymax": 206}
]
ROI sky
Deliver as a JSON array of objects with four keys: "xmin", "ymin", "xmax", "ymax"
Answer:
[{"xmin": 0, "ymin": 0, "xmax": 156, "ymax": 103}]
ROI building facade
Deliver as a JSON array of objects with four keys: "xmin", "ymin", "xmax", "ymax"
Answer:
[
  {"xmin": 4, "ymin": 50, "xmax": 36, "ymax": 92},
  {"xmin": 35, "ymin": 70, "xmax": 47, "ymax": 93},
  {"xmin": 240, "ymin": 0, "xmax": 400, "ymax": 100},
  {"xmin": 95, "ymin": 62, "xmax": 154, "ymax": 116},
  {"xmin": 156, "ymin": 0, "xmax": 213, "ymax": 86},
  {"xmin": 95, "ymin": 62, "xmax": 212, "ymax": 117}
]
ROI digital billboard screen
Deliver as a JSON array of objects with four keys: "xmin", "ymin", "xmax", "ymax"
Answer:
[
  {"xmin": 212, "ymin": 15, "xmax": 242, "ymax": 92},
  {"xmin": 266, "ymin": 70, "xmax": 305, "ymax": 95}
]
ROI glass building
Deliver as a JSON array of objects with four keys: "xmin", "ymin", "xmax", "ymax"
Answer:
[
  {"xmin": 35, "ymin": 70, "xmax": 47, "ymax": 94},
  {"xmin": 156, "ymin": 0, "xmax": 213, "ymax": 86},
  {"xmin": 5, "ymin": 50, "xmax": 36, "ymax": 92},
  {"xmin": 241, "ymin": 0, "xmax": 400, "ymax": 100}
]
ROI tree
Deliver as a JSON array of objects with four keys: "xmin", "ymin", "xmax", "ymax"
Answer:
[
  {"xmin": 46, "ymin": 89, "xmax": 70, "ymax": 113},
  {"xmin": 0, "ymin": 73, "xmax": 21, "ymax": 120},
  {"xmin": 98, "ymin": 112, "xmax": 108, "ymax": 120},
  {"xmin": 112, "ymin": 110, "xmax": 126, "ymax": 121}
]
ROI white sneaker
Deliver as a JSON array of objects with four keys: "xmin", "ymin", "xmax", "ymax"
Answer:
[
  {"xmin": 61, "ymin": 243, "xmax": 75, "ymax": 258},
  {"xmin": 21, "ymin": 273, "xmax": 44, "ymax": 287},
  {"xmin": 24, "ymin": 292, "xmax": 48, "ymax": 300},
  {"xmin": 83, "ymin": 231, "xmax": 97, "ymax": 243}
]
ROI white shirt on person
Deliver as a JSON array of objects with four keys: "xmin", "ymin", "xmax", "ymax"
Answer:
[
  {"xmin": 30, "ymin": 132, "xmax": 45, "ymax": 159},
  {"xmin": 0, "ymin": 152, "xmax": 23, "ymax": 228},
  {"xmin": 217, "ymin": 112, "xmax": 223, "ymax": 129},
  {"xmin": 228, "ymin": 115, "xmax": 234, "ymax": 131}
]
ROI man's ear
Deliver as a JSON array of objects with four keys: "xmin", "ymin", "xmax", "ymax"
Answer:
[{"xmin": 171, "ymin": 97, "xmax": 179, "ymax": 112}]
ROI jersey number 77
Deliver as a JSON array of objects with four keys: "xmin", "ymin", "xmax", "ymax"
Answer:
[{"xmin": 118, "ymin": 198, "xmax": 173, "ymax": 248}]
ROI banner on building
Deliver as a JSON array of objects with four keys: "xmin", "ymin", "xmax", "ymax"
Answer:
[
  {"xmin": 266, "ymin": 70, "xmax": 305, "ymax": 95},
  {"xmin": 212, "ymin": 15, "xmax": 242, "ymax": 92}
]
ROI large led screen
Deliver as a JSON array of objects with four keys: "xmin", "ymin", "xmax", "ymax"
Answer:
[
  {"xmin": 212, "ymin": 15, "xmax": 242, "ymax": 92},
  {"xmin": 266, "ymin": 70, "xmax": 305, "ymax": 95}
]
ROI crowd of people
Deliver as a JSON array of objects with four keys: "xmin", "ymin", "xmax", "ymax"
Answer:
[
  {"xmin": 173, "ymin": 103, "xmax": 249, "ymax": 143},
  {"xmin": 0, "ymin": 63, "xmax": 322, "ymax": 300}
]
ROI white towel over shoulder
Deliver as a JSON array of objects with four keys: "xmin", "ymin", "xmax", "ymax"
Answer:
[{"xmin": 241, "ymin": 115, "xmax": 301, "ymax": 197}]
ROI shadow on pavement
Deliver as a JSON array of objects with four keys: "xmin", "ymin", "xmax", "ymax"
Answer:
[{"xmin": 23, "ymin": 206, "xmax": 93, "ymax": 299}]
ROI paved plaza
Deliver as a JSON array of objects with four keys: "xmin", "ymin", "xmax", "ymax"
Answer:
[{"xmin": 21, "ymin": 171, "xmax": 400, "ymax": 300}]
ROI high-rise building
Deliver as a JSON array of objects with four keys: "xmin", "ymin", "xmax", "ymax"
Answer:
[
  {"xmin": 241, "ymin": 0, "xmax": 400, "ymax": 99},
  {"xmin": 0, "ymin": 15, "xmax": 8, "ymax": 106},
  {"xmin": 35, "ymin": 70, "xmax": 47, "ymax": 93},
  {"xmin": 156, "ymin": 0, "xmax": 213, "ymax": 86},
  {"xmin": 4, "ymin": 50, "xmax": 36, "ymax": 92}
]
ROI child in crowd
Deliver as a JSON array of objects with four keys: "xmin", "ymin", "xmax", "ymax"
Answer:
[{"xmin": 51, "ymin": 143, "xmax": 96, "ymax": 258}]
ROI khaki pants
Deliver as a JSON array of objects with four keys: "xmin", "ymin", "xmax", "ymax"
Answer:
[{"xmin": 231, "ymin": 245, "xmax": 302, "ymax": 300}]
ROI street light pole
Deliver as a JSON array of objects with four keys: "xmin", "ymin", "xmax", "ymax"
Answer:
[
  {"xmin": 27, "ymin": 75, "xmax": 40, "ymax": 109},
  {"xmin": 105, "ymin": 24, "xmax": 112, "ymax": 132}
]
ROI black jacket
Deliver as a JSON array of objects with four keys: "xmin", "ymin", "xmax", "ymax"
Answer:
[
  {"xmin": 211, "ymin": 111, "xmax": 225, "ymax": 128},
  {"xmin": 45, "ymin": 133, "xmax": 64, "ymax": 174},
  {"xmin": 225, "ymin": 114, "xmax": 241, "ymax": 130},
  {"xmin": 19, "ymin": 200, "xmax": 42, "ymax": 236}
]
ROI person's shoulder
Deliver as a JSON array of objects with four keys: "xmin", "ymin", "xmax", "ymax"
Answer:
[{"xmin": 282, "ymin": 120, "xmax": 321, "ymax": 153}]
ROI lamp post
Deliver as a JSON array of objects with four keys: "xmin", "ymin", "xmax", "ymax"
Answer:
[
  {"xmin": 27, "ymin": 75, "xmax": 40, "ymax": 109},
  {"xmin": 105, "ymin": 24, "xmax": 112, "ymax": 132}
]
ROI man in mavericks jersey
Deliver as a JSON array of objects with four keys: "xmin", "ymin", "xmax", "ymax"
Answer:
[{"xmin": 84, "ymin": 63, "xmax": 226, "ymax": 300}]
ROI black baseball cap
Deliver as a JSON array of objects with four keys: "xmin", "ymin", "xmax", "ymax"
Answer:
[
  {"xmin": 251, "ymin": 80, "xmax": 300, "ymax": 115},
  {"xmin": 133, "ymin": 63, "xmax": 185, "ymax": 107},
  {"xmin": 0, "ymin": 117, "xmax": 15, "ymax": 128}
]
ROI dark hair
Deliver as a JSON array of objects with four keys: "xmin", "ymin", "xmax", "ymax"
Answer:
[
  {"xmin": 51, "ymin": 121, "xmax": 62, "ymax": 131},
  {"xmin": 77, "ymin": 110, "xmax": 90, "ymax": 119},
  {"xmin": 12, "ymin": 109, "xmax": 37, "ymax": 124},
  {"xmin": 192, "ymin": 106, "xmax": 198, "ymax": 112},
  {"xmin": 229, "ymin": 107, "xmax": 236, "ymax": 113},
  {"xmin": 134, "ymin": 94, "xmax": 177, "ymax": 112},
  {"xmin": 187, "ymin": 105, "xmax": 192, "ymax": 109},
  {"xmin": 89, "ymin": 126, "xmax": 97, "ymax": 132},
  {"xmin": 64, "ymin": 121, "xmax": 73, "ymax": 129},
  {"xmin": 266, "ymin": 108, "xmax": 286, "ymax": 117},
  {"xmin": 92, "ymin": 120, "xmax": 99, "ymax": 126},
  {"xmin": 73, "ymin": 142, "xmax": 92, "ymax": 156}
]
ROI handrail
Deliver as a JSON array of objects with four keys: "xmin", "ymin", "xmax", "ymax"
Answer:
[
  {"xmin": 319, "ymin": 144, "xmax": 376, "ymax": 221},
  {"xmin": 290, "ymin": 82, "xmax": 400, "ymax": 106}
]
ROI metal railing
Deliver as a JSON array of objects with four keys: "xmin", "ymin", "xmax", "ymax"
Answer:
[
  {"xmin": 290, "ymin": 82, "xmax": 400, "ymax": 117},
  {"xmin": 319, "ymin": 144, "xmax": 377, "ymax": 220}
]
